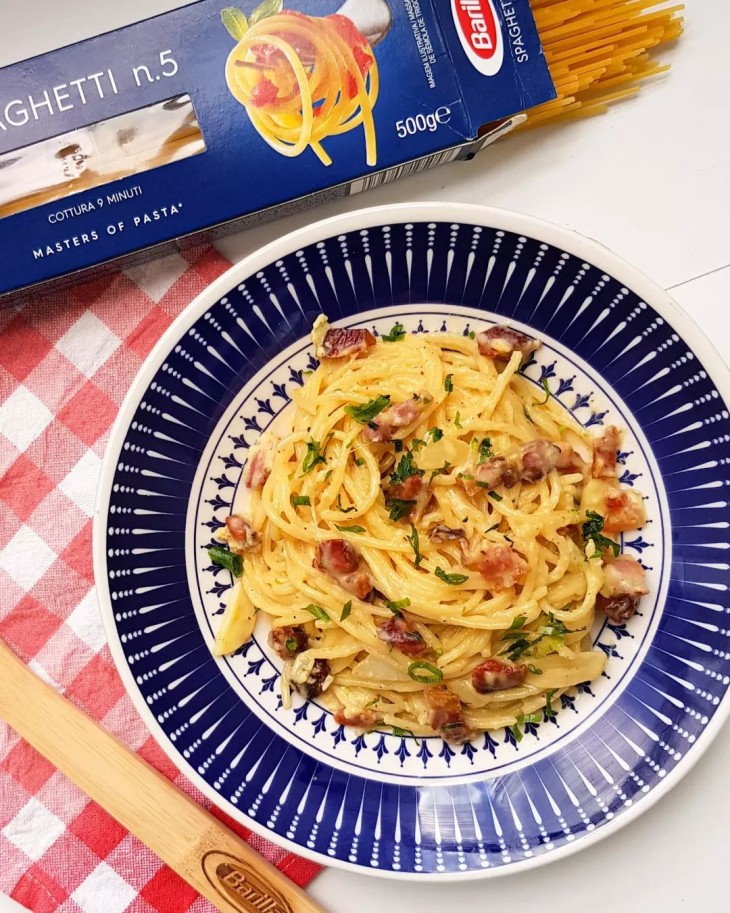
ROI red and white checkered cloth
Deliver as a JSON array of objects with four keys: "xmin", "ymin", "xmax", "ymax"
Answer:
[{"xmin": 0, "ymin": 248, "xmax": 322, "ymax": 913}]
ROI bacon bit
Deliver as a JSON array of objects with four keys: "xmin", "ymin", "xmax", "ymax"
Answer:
[
  {"xmin": 224, "ymin": 515, "xmax": 259, "ymax": 554},
  {"xmin": 556, "ymin": 442, "xmax": 587, "ymax": 476},
  {"xmin": 592, "ymin": 425, "xmax": 622, "ymax": 479},
  {"xmin": 377, "ymin": 615, "xmax": 427, "ymax": 657},
  {"xmin": 472, "ymin": 658, "xmax": 527, "ymax": 693},
  {"xmin": 362, "ymin": 397, "xmax": 426, "ymax": 443},
  {"xmin": 243, "ymin": 431, "xmax": 278, "ymax": 490},
  {"xmin": 519, "ymin": 441, "xmax": 560, "ymax": 483},
  {"xmin": 250, "ymin": 77, "xmax": 280, "ymax": 108},
  {"xmin": 604, "ymin": 487, "xmax": 647, "ymax": 533},
  {"xmin": 297, "ymin": 659, "xmax": 331, "ymax": 700},
  {"xmin": 597, "ymin": 554, "xmax": 648, "ymax": 624},
  {"xmin": 476, "ymin": 325, "xmax": 541, "ymax": 362},
  {"xmin": 425, "ymin": 686, "xmax": 473, "ymax": 743},
  {"xmin": 268, "ymin": 626, "xmax": 308, "ymax": 660},
  {"xmin": 319, "ymin": 327, "xmax": 376, "ymax": 360},
  {"xmin": 388, "ymin": 474, "xmax": 431, "ymax": 521},
  {"xmin": 462, "ymin": 541, "xmax": 528, "ymax": 591},
  {"xmin": 314, "ymin": 539, "xmax": 374, "ymax": 600},
  {"xmin": 429, "ymin": 524, "xmax": 465, "ymax": 544},
  {"xmin": 474, "ymin": 456, "xmax": 511, "ymax": 489},
  {"xmin": 334, "ymin": 707, "xmax": 381, "ymax": 729}
]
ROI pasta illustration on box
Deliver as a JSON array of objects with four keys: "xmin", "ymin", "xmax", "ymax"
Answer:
[{"xmin": 222, "ymin": 0, "xmax": 385, "ymax": 166}]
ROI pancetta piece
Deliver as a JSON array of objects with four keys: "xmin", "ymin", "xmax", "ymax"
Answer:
[
  {"xmin": 461, "ymin": 540, "xmax": 528, "ymax": 591},
  {"xmin": 592, "ymin": 425, "xmax": 622, "ymax": 479},
  {"xmin": 299, "ymin": 659, "xmax": 331, "ymax": 699},
  {"xmin": 519, "ymin": 441, "xmax": 560, "ymax": 483},
  {"xmin": 424, "ymin": 686, "xmax": 473, "ymax": 744},
  {"xmin": 474, "ymin": 456, "xmax": 511, "ymax": 489},
  {"xmin": 243, "ymin": 430, "xmax": 278, "ymax": 490},
  {"xmin": 429, "ymin": 524, "xmax": 466, "ymax": 544},
  {"xmin": 319, "ymin": 327, "xmax": 376, "ymax": 359},
  {"xmin": 472, "ymin": 658, "xmax": 527, "ymax": 693},
  {"xmin": 314, "ymin": 539, "xmax": 374, "ymax": 600},
  {"xmin": 377, "ymin": 615, "xmax": 427, "ymax": 657},
  {"xmin": 603, "ymin": 487, "xmax": 647, "ymax": 533},
  {"xmin": 476, "ymin": 325, "xmax": 541, "ymax": 362},
  {"xmin": 334, "ymin": 707, "xmax": 382, "ymax": 729},
  {"xmin": 362, "ymin": 397, "xmax": 426, "ymax": 443},
  {"xmin": 268, "ymin": 626, "xmax": 308, "ymax": 660},
  {"xmin": 597, "ymin": 554, "xmax": 648, "ymax": 624},
  {"xmin": 556, "ymin": 442, "xmax": 587, "ymax": 476},
  {"xmin": 224, "ymin": 515, "xmax": 260, "ymax": 554},
  {"xmin": 387, "ymin": 474, "xmax": 431, "ymax": 521}
]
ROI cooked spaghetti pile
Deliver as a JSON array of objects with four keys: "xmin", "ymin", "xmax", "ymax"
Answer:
[{"xmin": 209, "ymin": 320, "xmax": 651, "ymax": 743}]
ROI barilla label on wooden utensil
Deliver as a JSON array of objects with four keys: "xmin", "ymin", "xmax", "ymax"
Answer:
[
  {"xmin": 203, "ymin": 851, "xmax": 293, "ymax": 913},
  {"xmin": 0, "ymin": 0, "xmax": 554, "ymax": 302}
]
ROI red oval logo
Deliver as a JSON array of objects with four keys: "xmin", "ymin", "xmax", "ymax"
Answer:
[{"xmin": 452, "ymin": 0, "xmax": 500, "ymax": 61}]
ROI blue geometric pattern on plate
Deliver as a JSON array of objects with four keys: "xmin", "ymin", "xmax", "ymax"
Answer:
[{"xmin": 102, "ymin": 216, "xmax": 730, "ymax": 877}]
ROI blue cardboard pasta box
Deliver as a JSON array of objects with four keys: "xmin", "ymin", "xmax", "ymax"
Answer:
[{"xmin": 0, "ymin": 0, "xmax": 555, "ymax": 302}]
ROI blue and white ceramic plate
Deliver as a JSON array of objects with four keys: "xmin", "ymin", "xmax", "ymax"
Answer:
[{"xmin": 95, "ymin": 204, "xmax": 730, "ymax": 879}]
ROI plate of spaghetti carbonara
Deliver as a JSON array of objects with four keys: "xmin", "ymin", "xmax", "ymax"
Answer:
[
  {"xmin": 97, "ymin": 204, "xmax": 730, "ymax": 879},
  {"xmin": 208, "ymin": 316, "xmax": 650, "ymax": 744}
]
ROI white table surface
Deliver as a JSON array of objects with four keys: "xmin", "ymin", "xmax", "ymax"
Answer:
[{"xmin": 2, "ymin": 3, "xmax": 729, "ymax": 912}]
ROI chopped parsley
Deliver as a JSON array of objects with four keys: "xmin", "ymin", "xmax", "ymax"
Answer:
[
  {"xmin": 388, "ymin": 498, "xmax": 416, "ymax": 522},
  {"xmin": 208, "ymin": 545, "xmax": 243, "ymax": 578},
  {"xmin": 509, "ymin": 615, "xmax": 527, "ymax": 630},
  {"xmin": 305, "ymin": 604, "xmax": 329, "ymax": 622},
  {"xmin": 435, "ymin": 567, "xmax": 469, "ymax": 586},
  {"xmin": 335, "ymin": 524, "xmax": 366, "ymax": 534},
  {"xmin": 386, "ymin": 598, "xmax": 411, "ymax": 616},
  {"xmin": 468, "ymin": 330, "xmax": 476, "ymax": 340},
  {"xmin": 453, "ymin": 411, "xmax": 463, "ymax": 429},
  {"xmin": 345, "ymin": 395, "xmax": 391, "ymax": 424},
  {"xmin": 391, "ymin": 726, "xmax": 417, "ymax": 739},
  {"xmin": 523, "ymin": 406, "xmax": 535, "ymax": 425},
  {"xmin": 537, "ymin": 378, "xmax": 552, "ymax": 405},
  {"xmin": 390, "ymin": 451, "xmax": 424, "ymax": 484},
  {"xmin": 429, "ymin": 461, "xmax": 452, "ymax": 483},
  {"xmin": 336, "ymin": 495, "xmax": 356, "ymax": 514},
  {"xmin": 486, "ymin": 522, "xmax": 501, "ymax": 532},
  {"xmin": 410, "ymin": 438, "xmax": 427, "ymax": 452},
  {"xmin": 285, "ymin": 637, "xmax": 299, "ymax": 653},
  {"xmin": 340, "ymin": 601, "xmax": 352, "ymax": 622},
  {"xmin": 291, "ymin": 495, "xmax": 311, "ymax": 508},
  {"xmin": 354, "ymin": 456, "xmax": 365, "ymax": 467},
  {"xmin": 382, "ymin": 322, "xmax": 406, "ymax": 343},
  {"xmin": 510, "ymin": 711, "xmax": 543, "ymax": 742},
  {"xmin": 444, "ymin": 374, "xmax": 454, "ymax": 393},
  {"xmin": 301, "ymin": 435, "xmax": 332, "ymax": 475},
  {"xmin": 407, "ymin": 523, "xmax": 424, "ymax": 568},
  {"xmin": 544, "ymin": 689, "xmax": 558, "ymax": 719},
  {"xmin": 488, "ymin": 490, "xmax": 503, "ymax": 501},
  {"xmin": 477, "ymin": 437, "xmax": 494, "ymax": 465},
  {"xmin": 324, "ymin": 469, "xmax": 334, "ymax": 482},
  {"xmin": 582, "ymin": 511, "xmax": 620, "ymax": 557},
  {"xmin": 428, "ymin": 427, "xmax": 444, "ymax": 442},
  {"xmin": 527, "ymin": 664, "xmax": 543, "ymax": 675}
]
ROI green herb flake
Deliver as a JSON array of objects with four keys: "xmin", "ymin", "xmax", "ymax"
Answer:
[
  {"xmin": 208, "ymin": 545, "xmax": 243, "ymax": 578},
  {"xmin": 340, "ymin": 600, "xmax": 352, "ymax": 622},
  {"xmin": 477, "ymin": 437, "xmax": 494, "ymax": 465},
  {"xmin": 428, "ymin": 427, "xmax": 444, "ymax": 442},
  {"xmin": 453, "ymin": 411, "xmax": 463, "ymax": 430},
  {"xmin": 407, "ymin": 661, "xmax": 443, "ymax": 684},
  {"xmin": 523, "ymin": 406, "xmax": 535, "ymax": 425},
  {"xmin": 324, "ymin": 469, "xmax": 334, "ymax": 482},
  {"xmin": 335, "ymin": 524, "xmax": 366, "ymax": 534},
  {"xmin": 291, "ymin": 495, "xmax": 311, "ymax": 508},
  {"xmin": 386, "ymin": 598, "xmax": 411, "ymax": 616},
  {"xmin": 468, "ymin": 331, "xmax": 476, "ymax": 340},
  {"xmin": 391, "ymin": 726, "xmax": 416, "ymax": 738},
  {"xmin": 382, "ymin": 322, "xmax": 406, "ymax": 343},
  {"xmin": 304, "ymin": 604, "xmax": 329, "ymax": 622},
  {"xmin": 394, "ymin": 439, "xmax": 403, "ymax": 453},
  {"xmin": 388, "ymin": 498, "xmax": 416, "ymax": 522},
  {"xmin": 527, "ymin": 664, "xmax": 543, "ymax": 675},
  {"xmin": 509, "ymin": 615, "xmax": 527, "ymax": 630},
  {"xmin": 537, "ymin": 378, "xmax": 552, "ymax": 405},
  {"xmin": 407, "ymin": 523, "xmax": 424, "ymax": 568},
  {"xmin": 345, "ymin": 395, "xmax": 391, "ymax": 425},
  {"xmin": 544, "ymin": 688, "xmax": 558, "ymax": 719},
  {"xmin": 486, "ymin": 523, "xmax": 500, "ymax": 532},
  {"xmin": 301, "ymin": 436, "xmax": 330, "ymax": 476},
  {"xmin": 582, "ymin": 510, "xmax": 621, "ymax": 557},
  {"xmin": 488, "ymin": 490, "xmax": 503, "ymax": 502},
  {"xmin": 510, "ymin": 723, "xmax": 524, "ymax": 743},
  {"xmin": 429, "ymin": 461, "xmax": 452, "ymax": 483},
  {"xmin": 336, "ymin": 495, "xmax": 356, "ymax": 514},
  {"xmin": 435, "ymin": 567, "xmax": 469, "ymax": 586},
  {"xmin": 354, "ymin": 456, "xmax": 365, "ymax": 467},
  {"xmin": 390, "ymin": 451, "xmax": 424, "ymax": 485},
  {"xmin": 444, "ymin": 374, "xmax": 454, "ymax": 393}
]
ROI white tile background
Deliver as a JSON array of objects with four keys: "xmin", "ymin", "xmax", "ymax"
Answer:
[{"xmin": 1, "ymin": 1, "xmax": 729, "ymax": 911}]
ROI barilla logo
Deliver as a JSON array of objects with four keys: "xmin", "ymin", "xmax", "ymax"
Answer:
[
  {"xmin": 451, "ymin": 0, "xmax": 504, "ymax": 76},
  {"xmin": 202, "ymin": 852, "xmax": 293, "ymax": 913}
]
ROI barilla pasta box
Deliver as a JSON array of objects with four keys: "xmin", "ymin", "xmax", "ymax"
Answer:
[{"xmin": 0, "ymin": 0, "xmax": 555, "ymax": 302}]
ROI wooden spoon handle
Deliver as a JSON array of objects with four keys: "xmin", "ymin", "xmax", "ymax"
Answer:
[{"xmin": 0, "ymin": 639, "xmax": 325, "ymax": 913}]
